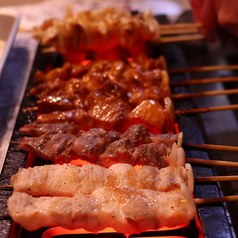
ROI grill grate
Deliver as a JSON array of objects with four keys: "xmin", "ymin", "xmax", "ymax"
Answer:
[{"xmin": 1, "ymin": 18, "xmax": 237, "ymax": 238}]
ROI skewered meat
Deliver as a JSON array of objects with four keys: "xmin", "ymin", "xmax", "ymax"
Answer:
[
  {"xmin": 151, "ymin": 132, "xmax": 182, "ymax": 148},
  {"xmin": 32, "ymin": 8, "xmax": 160, "ymax": 62},
  {"xmin": 18, "ymin": 124, "xmax": 184, "ymax": 167},
  {"xmin": 97, "ymin": 138, "xmax": 136, "ymax": 167},
  {"xmin": 28, "ymin": 56, "xmax": 172, "ymax": 132},
  {"xmin": 88, "ymin": 96, "xmax": 132, "ymax": 131},
  {"xmin": 37, "ymin": 94, "xmax": 87, "ymax": 113},
  {"xmin": 18, "ymin": 132, "xmax": 77, "ymax": 163},
  {"xmin": 8, "ymin": 163, "xmax": 196, "ymax": 234},
  {"xmin": 128, "ymin": 99, "xmax": 166, "ymax": 134},
  {"xmin": 20, "ymin": 122, "xmax": 80, "ymax": 137},
  {"xmin": 10, "ymin": 163, "xmax": 192, "ymax": 197},
  {"xmin": 31, "ymin": 58, "xmax": 169, "ymax": 107},
  {"xmin": 34, "ymin": 97, "xmax": 172, "ymax": 133},
  {"xmin": 36, "ymin": 109, "xmax": 92, "ymax": 131},
  {"xmin": 72, "ymin": 128, "xmax": 121, "ymax": 163},
  {"xmin": 121, "ymin": 123, "xmax": 152, "ymax": 146},
  {"xmin": 132, "ymin": 143, "xmax": 169, "ymax": 168}
]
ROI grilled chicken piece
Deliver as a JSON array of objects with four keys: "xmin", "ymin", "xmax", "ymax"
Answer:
[
  {"xmin": 121, "ymin": 124, "xmax": 152, "ymax": 146},
  {"xmin": 128, "ymin": 99, "xmax": 166, "ymax": 134},
  {"xmin": 132, "ymin": 143, "xmax": 169, "ymax": 168},
  {"xmin": 88, "ymin": 96, "xmax": 132, "ymax": 131},
  {"xmin": 97, "ymin": 138, "xmax": 135, "ymax": 168},
  {"xmin": 72, "ymin": 128, "xmax": 120, "ymax": 163},
  {"xmin": 20, "ymin": 122, "xmax": 80, "ymax": 136},
  {"xmin": 37, "ymin": 94, "xmax": 87, "ymax": 113},
  {"xmin": 36, "ymin": 109, "xmax": 92, "ymax": 131},
  {"xmin": 34, "ymin": 62, "xmax": 73, "ymax": 83},
  {"xmin": 8, "ymin": 164, "xmax": 196, "ymax": 233},
  {"xmin": 18, "ymin": 132, "xmax": 76, "ymax": 163}
]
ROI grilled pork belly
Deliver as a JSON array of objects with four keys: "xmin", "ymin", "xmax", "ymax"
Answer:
[{"xmin": 8, "ymin": 164, "xmax": 196, "ymax": 233}]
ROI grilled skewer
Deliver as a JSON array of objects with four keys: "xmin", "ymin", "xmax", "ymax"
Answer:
[{"xmin": 6, "ymin": 163, "xmax": 196, "ymax": 234}]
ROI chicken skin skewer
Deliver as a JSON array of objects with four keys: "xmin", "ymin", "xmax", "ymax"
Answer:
[{"xmin": 8, "ymin": 163, "xmax": 195, "ymax": 234}]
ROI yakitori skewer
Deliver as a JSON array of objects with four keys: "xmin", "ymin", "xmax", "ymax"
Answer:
[
  {"xmin": 2, "ymin": 195, "xmax": 238, "ymax": 222},
  {"xmin": 3, "ymin": 175, "xmax": 238, "ymax": 190},
  {"xmin": 23, "ymin": 89, "xmax": 238, "ymax": 114},
  {"xmin": 38, "ymin": 21, "xmax": 204, "ymax": 54},
  {"xmin": 168, "ymin": 65, "xmax": 238, "ymax": 73},
  {"xmin": 170, "ymin": 76, "xmax": 238, "ymax": 86}
]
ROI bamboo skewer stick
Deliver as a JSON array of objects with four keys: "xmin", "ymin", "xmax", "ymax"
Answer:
[
  {"xmin": 168, "ymin": 65, "xmax": 238, "ymax": 73},
  {"xmin": 194, "ymin": 195, "xmax": 238, "ymax": 205},
  {"xmin": 186, "ymin": 158, "xmax": 238, "ymax": 168},
  {"xmin": 195, "ymin": 176, "xmax": 238, "ymax": 182},
  {"xmin": 9, "ymin": 141, "xmax": 20, "ymax": 145},
  {"xmin": 41, "ymin": 47, "xmax": 56, "ymax": 54},
  {"xmin": 160, "ymin": 27, "xmax": 201, "ymax": 35},
  {"xmin": 183, "ymin": 143, "xmax": 238, "ymax": 152},
  {"xmin": 0, "ymin": 185, "xmax": 13, "ymax": 189},
  {"xmin": 159, "ymin": 33, "xmax": 204, "ymax": 43},
  {"xmin": 160, "ymin": 23, "xmax": 201, "ymax": 35},
  {"xmin": 171, "ymin": 88, "xmax": 238, "ymax": 99},
  {"xmin": 22, "ymin": 106, "xmax": 38, "ymax": 112},
  {"xmin": 170, "ymin": 76, "xmax": 238, "ymax": 86},
  {"xmin": 159, "ymin": 22, "xmax": 202, "ymax": 30},
  {"xmin": 175, "ymin": 104, "xmax": 238, "ymax": 115},
  {"xmin": 0, "ymin": 214, "xmax": 11, "ymax": 219}
]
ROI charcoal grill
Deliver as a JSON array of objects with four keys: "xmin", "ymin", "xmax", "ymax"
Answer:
[{"xmin": 0, "ymin": 14, "xmax": 238, "ymax": 238}]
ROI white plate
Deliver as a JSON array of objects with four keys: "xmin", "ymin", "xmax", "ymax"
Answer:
[{"xmin": 0, "ymin": 9, "xmax": 20, "ymax": 75}]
